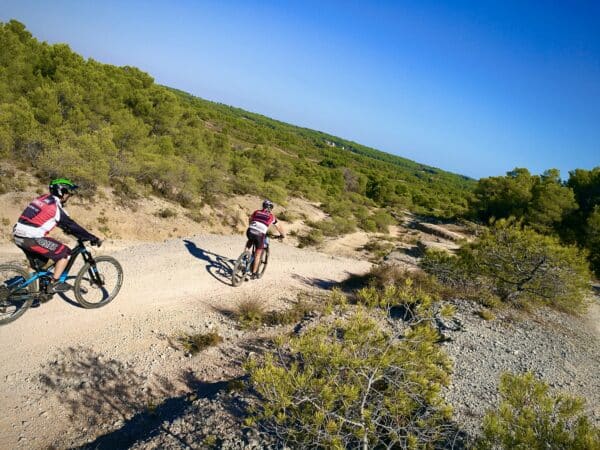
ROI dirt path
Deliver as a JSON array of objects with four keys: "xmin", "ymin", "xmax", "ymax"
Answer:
[{"xmin": 0, "ymin": 235, "xmax": 371, "ymax": 449}]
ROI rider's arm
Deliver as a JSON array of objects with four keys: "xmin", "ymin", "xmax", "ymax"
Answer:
[{"xmin": 56, "ymin": 208, "xmax": 98, "ymax": 241}]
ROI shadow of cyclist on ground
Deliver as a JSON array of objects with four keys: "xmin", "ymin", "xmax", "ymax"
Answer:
[
  {"xmin": 183, "ymin": 239, "xmax": 236, "ymax": 286},
  {"xmin": 39, "ymin": 347, "xmax": 249, "ymax": 449}
]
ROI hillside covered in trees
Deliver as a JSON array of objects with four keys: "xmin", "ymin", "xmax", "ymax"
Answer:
[{"xmin": 0, "ymin": 19, "xmax": 474, "ymax": 227}]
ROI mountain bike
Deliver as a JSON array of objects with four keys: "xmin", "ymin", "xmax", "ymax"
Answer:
[
  {"xmin": 0, "ymin": 239, "xmax": 123, "ymax": 325},
  {"xmin": 231, "ymin": 235, "xmax": 283, "ymax": 287}
]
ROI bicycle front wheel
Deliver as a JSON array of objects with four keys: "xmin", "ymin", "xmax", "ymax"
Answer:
[
  {"xmin": 74, "ymin": 256, "xmax": 123, "ymax": 308},
  {"xmin": 256, "ymin": 247, "xmax": 270, "ymax": 279},
  {"xmin": 231, "ymin": 251, "xmax": 251, "ymax": 287},
  {"xmin": 0, "ymin": 264, "xmax": 34, "ymax": 325}
]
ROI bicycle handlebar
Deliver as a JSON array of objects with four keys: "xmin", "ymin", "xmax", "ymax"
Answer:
[{"xmin": 76, "ymin": 238, "xmax": 103, "ymax": 248}]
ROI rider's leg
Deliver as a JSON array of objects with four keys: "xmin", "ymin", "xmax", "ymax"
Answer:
[
  {"xmin": 52, "ymin": 257, "xmax": 68, "ymax": 281},
  {"xmin": 252, "ymin": 249, "xmax": 263, "ymax": 274}
]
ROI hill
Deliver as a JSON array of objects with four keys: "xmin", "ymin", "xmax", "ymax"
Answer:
[{"xmin": 0, "ymin": 19, "xmax": 474, "ymax": 229}]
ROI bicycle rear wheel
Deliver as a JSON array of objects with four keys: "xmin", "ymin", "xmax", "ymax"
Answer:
[
  {"xmin": 74, "ymin": 256, "xmax": 123, "ymax": 308},
  {"xmin": 0, "ymin": 264, "xmax": 34, "ymax": 325},
  {"xmin": 256, "ymin": 247, "xmax": 270, "ymax": 279},
  {"xmin": 232, "ymin": 251, "xmax": 251, "ymax": 287}
]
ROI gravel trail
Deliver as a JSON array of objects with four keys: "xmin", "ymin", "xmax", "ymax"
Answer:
[{"xmin": 0, "ymin": 235, "xmax": 371, "ymax": 449}]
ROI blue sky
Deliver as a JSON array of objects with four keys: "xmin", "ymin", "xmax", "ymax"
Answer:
[{"xmin": 2, "ymin": 1, "xmax": 599, "ymax": 179}]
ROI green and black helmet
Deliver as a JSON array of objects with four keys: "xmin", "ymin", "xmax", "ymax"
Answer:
[{"xmin": 49, "ymin": 178, "xmax": 79, "ymax": 198}]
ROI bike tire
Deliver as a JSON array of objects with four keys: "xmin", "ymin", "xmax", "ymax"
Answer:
[
  {"xmin": 74, "ymin": 256, "xmax": 123, "ymax": 308},
  {"xmin": 231, "ymin": 251, "xmax": 251, "ymax": 287},
  {"xmin": 0, "ymin": 264, "xmax": 34, "ymax": 325},
  {"xmin": 256, "ymin": 246, "xmax": 270, "ymax": 279}
]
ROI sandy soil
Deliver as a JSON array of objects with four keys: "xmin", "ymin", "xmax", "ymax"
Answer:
[{"xmin": 0, "ymin": 236, "xmax": 371, "ymax": 449}]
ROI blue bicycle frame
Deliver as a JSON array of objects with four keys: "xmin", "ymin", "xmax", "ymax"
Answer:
[{"xmin": 8, "ymin": 240, "xmax": 100, "ymax": 294}]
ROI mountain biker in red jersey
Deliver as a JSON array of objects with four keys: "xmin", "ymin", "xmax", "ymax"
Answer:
[
  {"xmin": 12, "ymin": 178, "xmax": 100, "ymax": 293},
  {"xmin": 245, "ymin": 199, "xmax": 285, "ymax": 279}
]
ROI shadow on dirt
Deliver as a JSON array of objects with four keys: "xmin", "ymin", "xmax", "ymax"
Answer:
[
  {"xmin": 183, "ymin": 239, "xmax": 236, "ymax": 286},
  {"xmin": 39, "ymin": 347, "xmax": 248, "ymax": 449},
  {"xmin": 291, "ymin": 273, "xmax": 339, "ymax": 290}
]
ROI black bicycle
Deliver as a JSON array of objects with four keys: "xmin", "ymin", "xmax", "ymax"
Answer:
[
  {"xmin": 231, "ymin": 235, "xmax": 283, "ymax": 287},
  {"xmin": 0, "ymin": 239, "xmax": 123, "ymax": 325}
]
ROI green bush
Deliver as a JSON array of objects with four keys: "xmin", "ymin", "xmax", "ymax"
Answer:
[
  {"xmin": 422, "ymin": 220, "xmax": 592, "ymax": 313},
  {"xmin": 478, "ymin": 372, "xmax": 600, "ymax": 450},
  {"xmin": 246, "ymin": 310, "xmax": 454, "ymax": 448},
  {"xmin": 463, "ymin": 220, "xmax": 591, "ymax": 312},
  {"xmin": 371, "ymin": 209, "xmax": 395, "ymax": 233},
  {"xmin": 308, "ymin": 216, "xmax": 357, "ymax": 237}
]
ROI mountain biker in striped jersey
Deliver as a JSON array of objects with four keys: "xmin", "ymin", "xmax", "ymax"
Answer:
[
  {"xmin": 245, "ymin": 199, "xmax": 285, "ymax": 279},
  {"xmin": 12, "ymin": 178, "xmax": 100, "ymax": 294}
]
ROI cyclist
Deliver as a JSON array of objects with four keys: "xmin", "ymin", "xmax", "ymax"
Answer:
[
  {"xmin": 12, "ymin": 178, "xmax": 100, "ymax": 294},
  {"xmin": 245, "ymin": 199, "xmax": 285, "ymax": 279}
]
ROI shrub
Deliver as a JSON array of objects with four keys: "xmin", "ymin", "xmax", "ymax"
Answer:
[
  {"xmin": 263, "ymin": 299, "xmax": 315, "ymax": 326},
  {"xmin": 362, "ymin": 239, "xmax": 394, "ymax": 261},
  {"xmin": 235, "ymin": 298, "xmax": 266, "ymax": 328},
  {"xmin": 309, "ymin": 216, "xmax": 357, "ymax": 237},
  {"xmin": 246, "ymin": 311, "xmax": 454, "ymax": 448},
  {"xmin": 176, "ymin": 331, "xmax": 223, "ymax": 355},
  {"xmin": 371, "ymin": 209, "xmax": 395, "ymax": 233},
  {"xmin": 155, "ymin": 207, "xmax": 177, "ymax": 219},
  {"xmin": 476, "ymin": 308, "xmax": 496, "ymax": 321},
  {"xmin": 422, "ymin": 220, "xmax": 592, "ymax": 313},
  {"xmin": 276, "ymin": 209, "xmax": 298, "ymax": 222},
  {"xmin": 462, "ymin": 220, "xmax": 591, "ymax": 312},
  {"xmin": 297, "ymin": 229, "xmax": 324, "ymax": 248},
  {"xmin": 478, "ymin": 372, "xmax": 600, "ymax": 450}
]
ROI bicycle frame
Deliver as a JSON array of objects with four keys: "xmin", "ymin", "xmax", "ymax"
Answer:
[{"xmin": 7, "ymin": 241, "xmax": 99, "ymax": 293}]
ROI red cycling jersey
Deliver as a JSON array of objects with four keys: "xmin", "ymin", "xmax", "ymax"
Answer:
[{"xmin": 248, "ymin": 209, "xmax": 277, "ymax": 235}]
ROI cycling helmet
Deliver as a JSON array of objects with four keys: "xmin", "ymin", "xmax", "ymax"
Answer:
[
  {"xmin": 49, "ymin": 178, "xmax": 79, "ymax": 198},
  {"xmin": 262, "ymin": 199, "xmax": 274, "ymax": 211}
]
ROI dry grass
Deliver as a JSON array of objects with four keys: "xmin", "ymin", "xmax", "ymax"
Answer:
[
  {"xmin": 235, "ymin": 298, "xmax": 267, "ymax": 328},
  {"xmin": 176, "ymin": 331, "xmax": 223, "ymax": 355}
]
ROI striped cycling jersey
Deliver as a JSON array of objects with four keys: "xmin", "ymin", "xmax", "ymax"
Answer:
[
  {"xmin": 14, "ymin": 194, "xmax": 67, "ymax": 238},
  {"xmin": 248, "ymin": 209, "xmax": 277, "ymax": 235}
]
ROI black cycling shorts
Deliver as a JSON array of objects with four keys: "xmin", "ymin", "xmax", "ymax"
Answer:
[
  {"xmin": 14, "ymin": 236, "xmax": 71, "ymax": 262},
  {"xmin": 246, "ymin": 229, "xmax": 267, "ymax": 250}
]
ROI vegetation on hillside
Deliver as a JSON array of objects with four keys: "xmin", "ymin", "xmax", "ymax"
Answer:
[
  {"xmin": 470, "ymin": 167, "xmax": 600, "ymax": 277},
  {"xmin": 0, "ymin": 20, "xmax": 474, "ymax": 228}
]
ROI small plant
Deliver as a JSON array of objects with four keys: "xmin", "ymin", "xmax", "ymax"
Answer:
[
  {"xmin": 235, "ymin": 298, "xmax": 266, "ymax": 328},
  {"xmin": 277, "ymin": 209, "xmax": 298, "ymax": 222},
  {"xmin": 185, "ymin": 210, "xmax": 207, "ymax": 223},
  {"xmin": 297, "ymin": 229, "xmax": 324, "ymax": 248},
  {"xmin": 478, "ymin": 372, "xmax": 600, "ymax": 449},
  {"xmin": 476, "ymin": 308, "xmax": 496, "ymax": 321},
  {"xmin": 98, "ymin": 225, "xmax": 111, "ymax": 235},
  {"xmin": 176, "ymin": 331, "xmax": 223, "ymax": 355},
  {"xmin": 263, "ymin": 299, "xmax": 315, "ymax": 326},
  {"xmin": 362, "ymin": 239, "xmax": 395, "ymax": 261},
  {"xmin": 156, "ymin": 208, "xmax": 177, "ymax": 219},
  {"xmin": 1, "ymin": 217, "xmax": 9, "ymax": 226},
  {"xmin": 203, "ymin": 435, "xmax": 218, "ymax": 447}
]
